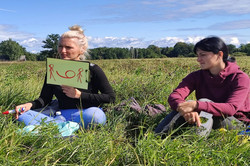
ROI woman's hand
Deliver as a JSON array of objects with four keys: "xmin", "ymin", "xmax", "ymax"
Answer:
[
  {"xmin": 15, "ymin": 103, "xmax": 32, "ymax": 119},
  {"xmin": 61, "ymin": 85, "xmax": 81, "ymax": 99},
  {"xmin": 183, "ymin": 112, "xmax": 201, "ymax": 127},
  {"xmin": 177, "ymin": 100, "xmax": 198, "ymax": 115}
]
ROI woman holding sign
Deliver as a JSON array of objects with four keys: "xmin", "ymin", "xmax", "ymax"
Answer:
[
  {"xmin": 15, "ymin": 25, "xmax": 115, "ymax": 130},
  {"xmin": 155, "ymin": 36, "xmax": 250, "ymax": 136}
]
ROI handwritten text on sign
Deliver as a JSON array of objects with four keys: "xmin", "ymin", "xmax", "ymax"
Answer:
[{"xmin": 46, "ymin": 58, "xmax": 90, "ymax": 89}]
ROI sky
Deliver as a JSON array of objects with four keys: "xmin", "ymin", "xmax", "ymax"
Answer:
[{"xmin": 1, "ymin": 0, "xmax": 250, "ymax": 53}]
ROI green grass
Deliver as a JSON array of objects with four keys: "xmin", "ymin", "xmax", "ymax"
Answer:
[{"xmin": 0, "ymin": 57, "xmax": 249, "ymax": 165}]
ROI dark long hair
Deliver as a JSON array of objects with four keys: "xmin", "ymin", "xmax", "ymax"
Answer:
[{"xmin": 193, "ymin": 36, "xmax": 235, "ymax": 63}]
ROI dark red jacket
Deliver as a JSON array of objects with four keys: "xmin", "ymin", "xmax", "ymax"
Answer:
[{"xmin": 168, "ymin": 62, "xmax": 250, "ymax": 123}]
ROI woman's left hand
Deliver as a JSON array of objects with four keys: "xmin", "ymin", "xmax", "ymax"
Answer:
[{"xmin": 61, "ymin": 85, "xmax": 81, "ymax": 98}]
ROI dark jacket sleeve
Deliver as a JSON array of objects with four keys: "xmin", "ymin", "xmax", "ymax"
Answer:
[
  {"xmin": 197, "ymin": 72, "xmax": 250, "ymax": 117},
  {"xmin": 80, "ymin": 64, "xmax": 115, "ymax": 106},
  {"xmin": 168, "ymin": 72, "xmax": 196, "ymax": 110}
]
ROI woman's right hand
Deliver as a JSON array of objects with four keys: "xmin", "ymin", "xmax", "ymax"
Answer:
[
  {"xmin": 177, "ymin": 100, "xmax": 198, "ymax": 115},
  {"xmin": 15, "ymin": 103, "xmax": 32, "ymax": 119},
  {"xmin": 183, "ymin": 112, "xmax": 201, "ymax": 127}
]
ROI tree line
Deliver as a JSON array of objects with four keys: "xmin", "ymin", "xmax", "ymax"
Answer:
[{"xmin": 1, "ymin": 34, "xmax": 250, "ymax": 61}]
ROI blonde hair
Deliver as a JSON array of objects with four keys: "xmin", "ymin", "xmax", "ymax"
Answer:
[{"xmin": 60, "ymin": 25, "xmax": 89, "ymax": 60}]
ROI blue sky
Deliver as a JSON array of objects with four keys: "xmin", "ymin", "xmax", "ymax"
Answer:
[{"xmin": 1, "ymin": 0, "xmax": 250, "ymax": 53}]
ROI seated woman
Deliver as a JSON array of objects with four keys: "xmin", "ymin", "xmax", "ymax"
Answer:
[
  {"xmin": 15, "ymin": 25, "xmax": 115, "ymax": 129},
  {"xmin": 155, "ymin": 36, "xmax": 250, "ymax": 135}
]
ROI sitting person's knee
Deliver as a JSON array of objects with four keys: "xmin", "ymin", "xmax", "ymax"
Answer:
[{"xmin": 81, "ymin": 107, "xmax": 106, "ymax": 128}]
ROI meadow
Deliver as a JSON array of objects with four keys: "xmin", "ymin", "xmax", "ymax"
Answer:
[{"xmin": 0, "ymin": 57, "xmax": 249, "ymax": 165}]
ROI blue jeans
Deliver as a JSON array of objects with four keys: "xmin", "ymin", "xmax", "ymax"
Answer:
[
  {"xmin": 18, "ymin": 107, "xmax": 106, "ymax": 129},
  {"xmin": 154, "ymin": 110, "xmax": 186, "ymax": 134}
]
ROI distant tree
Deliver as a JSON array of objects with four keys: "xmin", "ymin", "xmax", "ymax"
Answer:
[
  {"xmin": 106, "ymin": 48, "xmax": 117, "ymax": 59},
  {"xmin": 89, "ymin": 48, "xmax": 100, "ymax": 59},
  {"xmin": 243, "ymin": 43, "xmax": 250, "ymax": 56},
  {"xmin": 172, "ymin": 42, "xmax": 193, "ymax": 57},
  {"xmin": 25, "ymin": 52, "xmax": 38, "ymax": 61},
  {"xmin": 130, "ymin": 47, "xmax": 135, "ymax": 58},
  {"xmin": 147, "ymin": 45, "xmax": 161, "ymax": 55},
  {"xmin": 39, "ymin": 34, "xmax": 60, "ymax": 60},
  {"xmin": 232, "ymin": 52, "xmax": 247, "ymax": 57},
  {"xmin": 136, "ymin": 48, "xmax": 145, "ymax": 58},
  {"xmin": 53, "ymin": 41, "xmax": 250, "ymax": 60},
  {"xmin": 227, "ymin": 44, "xmax": 237, "ymax": 54},
  {"xmin": 134, "ymin": 48, "xmax": 139, "ymax": 58},
  {"xmin": 187, "ymin": 43, "xmax": 195, "ymax": 57},
  {"xmin": 161, "ymin": 47, "xmax": 175, "ymax": 57},
  {"xmin": 161, "ymin": 47, "xmax": 169, "ymax": 56},
  {"xmin": 89, "ymin": 47, "xmax": 131, "ymax": 59},
  {"xmin": 238, "ymin": 44, "xmax": 250, "ymax": 56},
  {"xmin": 116, "ymin": 48, "xmax": 130, "ymax": 59},
  {"xmin": 129, "ymin": 47, "xmax": 140, "ymax": 59},
  {"xmin": 0, "ymin": 39, "xmax": 26, "ymax": 60}
]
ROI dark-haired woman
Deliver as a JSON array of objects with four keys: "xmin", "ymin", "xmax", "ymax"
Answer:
[{"xmin": 155, "ymin": 36, "xmax": 250, "ymax": 134}]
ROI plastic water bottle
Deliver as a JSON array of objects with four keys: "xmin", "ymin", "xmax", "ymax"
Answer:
[{"xmin": 54, "ymin": 111, "xmax": 66, "ymax": 123}]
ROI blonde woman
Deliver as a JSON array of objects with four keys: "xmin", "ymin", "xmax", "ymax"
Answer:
[{"xmin": 16, "ymin": 25, "xmax": 115, "ymax": 128}]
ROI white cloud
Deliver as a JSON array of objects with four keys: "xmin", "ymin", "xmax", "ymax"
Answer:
[
  {"xmin": 19, "ymin": 38, "xmax": 44, "ymax": 53},
  {"xmin": 229, "ymin": 37, "xmax": 240, "ymax": 46},
  {"xmin": 20, "ymin": 38, "xmax": 38, "ymax": 47},
  {"xmin": 88, "ymin": 35, "xmax": 245, "ymax": 49},
  {"xmin": 88, "ymin": 36, "xmax": 206, "ymax": 48},
  {"xmin": 179, "ymin": 0, "xmax": 250, "ymax": 15},
  {"xmin": 0, "ymin": 8, "xmax": 16, "ymax": 13},
  {"xmin": 209, "ymin": 20, "xmax": 250, "ymax": 30},
  {"xmin": 224, "ymin": 37, "xmax": 241, "ymax": 46},
  {"xmin": 150, "ymin": 36, "xmax": 207, "ymax": 47},
  {"xmin": 150, "ymin": 37, "xmax": 184, "ymax": 47},
  {"xmin": 0, "ymin": 25, "xmax": 32, "ymax": 41},
  {"xmin": 93, "ymin": 0, "xmax": 250, "ymax": 23},
  {"xmin": 185, "ymin": 37, "xmax": 204, "ymax": 44},
  {"xmin": 0, "ymin": 25, "xmax": 44, "ymax": 53},
  {"xmin": 0, "ymin": 23, "xmax": 247, "ymax": 53},
  {"xmin": 88, "ymin": 36, "xmax": 146, "ymax": 48}
]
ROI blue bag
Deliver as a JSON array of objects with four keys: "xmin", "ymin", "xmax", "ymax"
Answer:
[
  {"xmin": 238, "ymin": 125, "xmax": 250, "ymax": 136},
  {"xmin": 19, "ymin": 121, "xmax": 79, "ymax": 137}
]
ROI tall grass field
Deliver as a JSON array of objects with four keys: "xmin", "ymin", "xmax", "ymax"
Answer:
[{"xmin": 0, "ymin": 57, "xmax": 249, "ymax": 165}]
